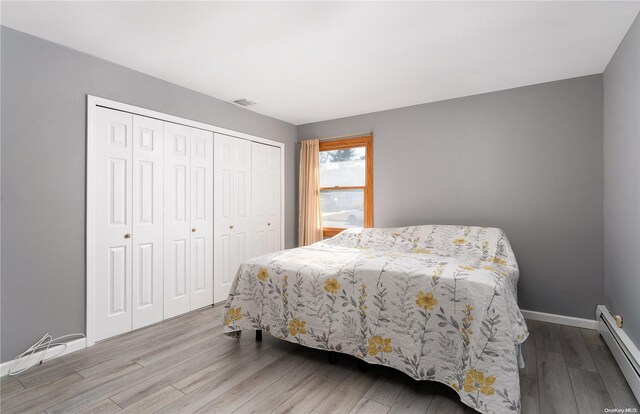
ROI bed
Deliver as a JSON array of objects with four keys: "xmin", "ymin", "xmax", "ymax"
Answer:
[{"xmin": 223, "ymin": 225, "xmax": 528, "ymax": 414}]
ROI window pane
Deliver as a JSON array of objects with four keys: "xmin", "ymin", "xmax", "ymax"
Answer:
[
  {"xmin": 319, "ymin": 147, "xmax": 365, "ymax": 187},
  {"xmin": 320, "ymin": 189, "xmax": 364, "ymax": 228}
]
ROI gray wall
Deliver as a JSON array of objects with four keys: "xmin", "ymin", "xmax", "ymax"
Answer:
[
  {"xmin": 0, "ymin": 27, "xmax": 297, "ymax": 362},
  {"xmin": 604, "ymin": 13, "xmax": 640, "ymax": 347},
  {"xmin": 299, "ymin": 75, "xmax": 604, "ymax": 320}
]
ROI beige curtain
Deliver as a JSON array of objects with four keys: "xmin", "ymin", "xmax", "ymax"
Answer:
[{"xmin": 298, "ymin": 139, "xmax": 323, "ymax": 246}]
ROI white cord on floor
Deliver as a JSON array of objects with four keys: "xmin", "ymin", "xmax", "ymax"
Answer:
[{"xmin": 8, "ymin": 333, "xmax": 86, "ymax": 376}]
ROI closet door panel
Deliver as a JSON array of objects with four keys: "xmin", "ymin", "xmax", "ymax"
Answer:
[
  {"xmin": 94, "ymin": 107, "xmax": 133, "ymax": 342},
  {"xmin": 190, "ymin": 128, "xmax": 213, "ymax": 310},
  {"xmin": 214, "ymin": 134, "xmax": 252, "ymax": 303},
  {"xmin": 132, "ymin": 115, "xmax": 164, "ymax": 329},
  {"xmin": 214, "ymin": 134, "xmax": 235, "ymax": 303},
  {"xmin": 251, "ymin": 143, "xmax": 267, "ymax": 257},
  {"xmin": 218, "ymin": 159, "xmax": 233, "ymax": 301},
  {"xmin": 266, "ymin": 145, "xmax": 282, "ymax": 253},
  {"xmin": 164, "ymin": 122, "xmax": 191, "ymax": 318},
  {"xmin": 233, "ymin": 139, "xmax": 252, "ymax": 270},
  {"xmin": 252, "ymin": 142, "xmax": 281, "ymax": 257},
  {"xmin": 218, "ymin": 233, "xmax": 232, "ymax": 298}
]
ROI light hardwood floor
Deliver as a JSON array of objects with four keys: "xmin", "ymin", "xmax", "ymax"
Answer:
[{"xmin": 1, "ymin": 305, "xmax": 638, "ymax": 413}]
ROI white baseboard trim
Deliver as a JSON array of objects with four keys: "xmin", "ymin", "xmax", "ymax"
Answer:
[
  {"xmin": 596, "ymin": 305, "xmax": 640, "ymax": 402},
  {"xmin": 521, "ymin": 309, "xmax": 599, "ymax": 330},
  {"xmin": 0, "ymin": 338, "xmax": 86, "ymax": 377}
]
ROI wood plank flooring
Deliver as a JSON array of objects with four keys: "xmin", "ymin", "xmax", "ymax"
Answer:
[{"xmin": 1, "ymin": 305, "xmax": 638, "ymax": 413}]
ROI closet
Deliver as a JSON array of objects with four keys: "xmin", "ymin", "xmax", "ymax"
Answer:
[
  {"xmin": 131, "ymin": 115, "xmax": 165, "ymax": 330},
  {"xmin": 163, "ymin": 123, "xmax": 214, "ymax": 319},
  {"xmin": 89, "ymin": 100, "xmax": 283, "ymax": 344},
  {"xmin": 212, "ymin": 135, "xmax": 282, "ymax": 303},
  {"xmin": 251, "ymin": 142, "xmax": 282, "ymax": 258},
  {"xmin": 213, "ymin": 134, "xmax": 252, "ymax": 303}
]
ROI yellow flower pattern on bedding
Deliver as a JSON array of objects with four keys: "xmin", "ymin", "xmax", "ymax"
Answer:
[
  {"xmin": 464, "ymin": 369, "xmax": 497, "ymax": 396},
  {"xmin": 367, "ymin": 336, "xmax": 392, "ymax": 356},
  {"xmin": 412, "ymin": 248, "xmax": 431, "ymax": 254},
  {"xmin": 487, "ymin": 256, "xmax": 508, "ymax": 266},
  {"xmin": 224, "ymin": 307, "xmax": 242, "ymax": 327},
  {"xmin": 287, "ymin": 319, "xmax": 306, "ymax": 336},
  {"xmin": 324, "ymin": 278, "xmax": 341, "ymax": 294},
  {"xmin": 415, "ymin": 291, "xmax": 438, "ymax": 310},
  {"xmin": 257, "ymin": 267, "xmax": 269, "ymax": 281},
  {"xmin": 223, "ymin": 225, "xmax": 527, "ymax": 414}
]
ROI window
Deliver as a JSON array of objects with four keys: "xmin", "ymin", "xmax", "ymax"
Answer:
[{"xmin": 319, "ymin": 136, "xmax": 373, "ymax": 237}]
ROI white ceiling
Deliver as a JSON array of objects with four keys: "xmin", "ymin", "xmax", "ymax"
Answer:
[{"xmin": 2, "ymin": 1, "xmax": 639, "ymax": 125}]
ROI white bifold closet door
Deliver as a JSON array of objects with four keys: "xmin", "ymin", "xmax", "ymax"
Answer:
[
  {"xmin": 163, "ymin": 123, "xmax": 191, "ymax": 318},
  {"xmin": 189, "ymin": 128, "xmax": 214, "ymax": 310},
  {"xmin": 251, "ymin": 142, "xmax": 281, "ymax": 257},
  {"xmin": 93, "ymin": 103, "xmax": 281, "ymax": 341},
  {"xmin": 94, "ymin": 107, "xmax": 134, "ymax": 341},
  {"xmin": 131, "ymin": 115, "xmax": 164, "ymax": 329},
  {"xmin": 164, "ymin": 123, "xmax": 213, "ymax": 318},
  {"xmin": 213, "ymin": 134, "xmax": 252, "ymax": 303},
  {"xmin": 94, "ymin": 109, "xmax": 166, "ymax": 341}
]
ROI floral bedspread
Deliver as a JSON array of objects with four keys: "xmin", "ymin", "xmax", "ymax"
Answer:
[{"xmin": 223, "ymin": 225, "xmax": 528, "ymax": 414}]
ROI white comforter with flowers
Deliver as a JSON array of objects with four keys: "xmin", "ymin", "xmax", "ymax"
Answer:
[{"xmin": 223, "ymin": 225, "xmax": 528, "ymax": 414}]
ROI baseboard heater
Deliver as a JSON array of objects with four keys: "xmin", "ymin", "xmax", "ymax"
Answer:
[{"xmin": 596, "ymin": 305, "xmax": 640, "ymax": 402}]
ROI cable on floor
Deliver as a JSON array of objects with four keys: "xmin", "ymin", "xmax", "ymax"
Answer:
[{"xmin": 8, "ymin": 333, "xmax": 86, "ymax": 376}]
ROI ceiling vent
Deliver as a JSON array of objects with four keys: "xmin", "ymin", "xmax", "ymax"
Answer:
[{"xmin": 233, "ymin": 98, "xmax": 257, "ymax": 107}]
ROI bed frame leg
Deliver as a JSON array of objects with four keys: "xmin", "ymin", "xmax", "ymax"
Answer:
[
  {"xmin": 329, "ymin": 351, "xmax": 338, "ymax": 364},
  {"xmin": 358, "ymin": 360, "xmax": 369, "ymax": 372},
  {"xmin": 256, "ymin": 330, "xmax": 262, "ymax": 341}
]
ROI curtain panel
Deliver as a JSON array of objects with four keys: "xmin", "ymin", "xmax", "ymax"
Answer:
[{"xmin": 298, "ymin": 139, "xmax": 323, "ymax": 246}]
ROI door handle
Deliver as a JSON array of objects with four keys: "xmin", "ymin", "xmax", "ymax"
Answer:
[
  {"xmin": 192, "ymin": 228, "xmax": 197, "ymax": 232},
  {"xmin": 230, "ymin": 225, "xmax": 234, "ymax": 229},
  {"xmin": 124, "ymin": 233, "xmax": 131, "ymax": 239}
]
